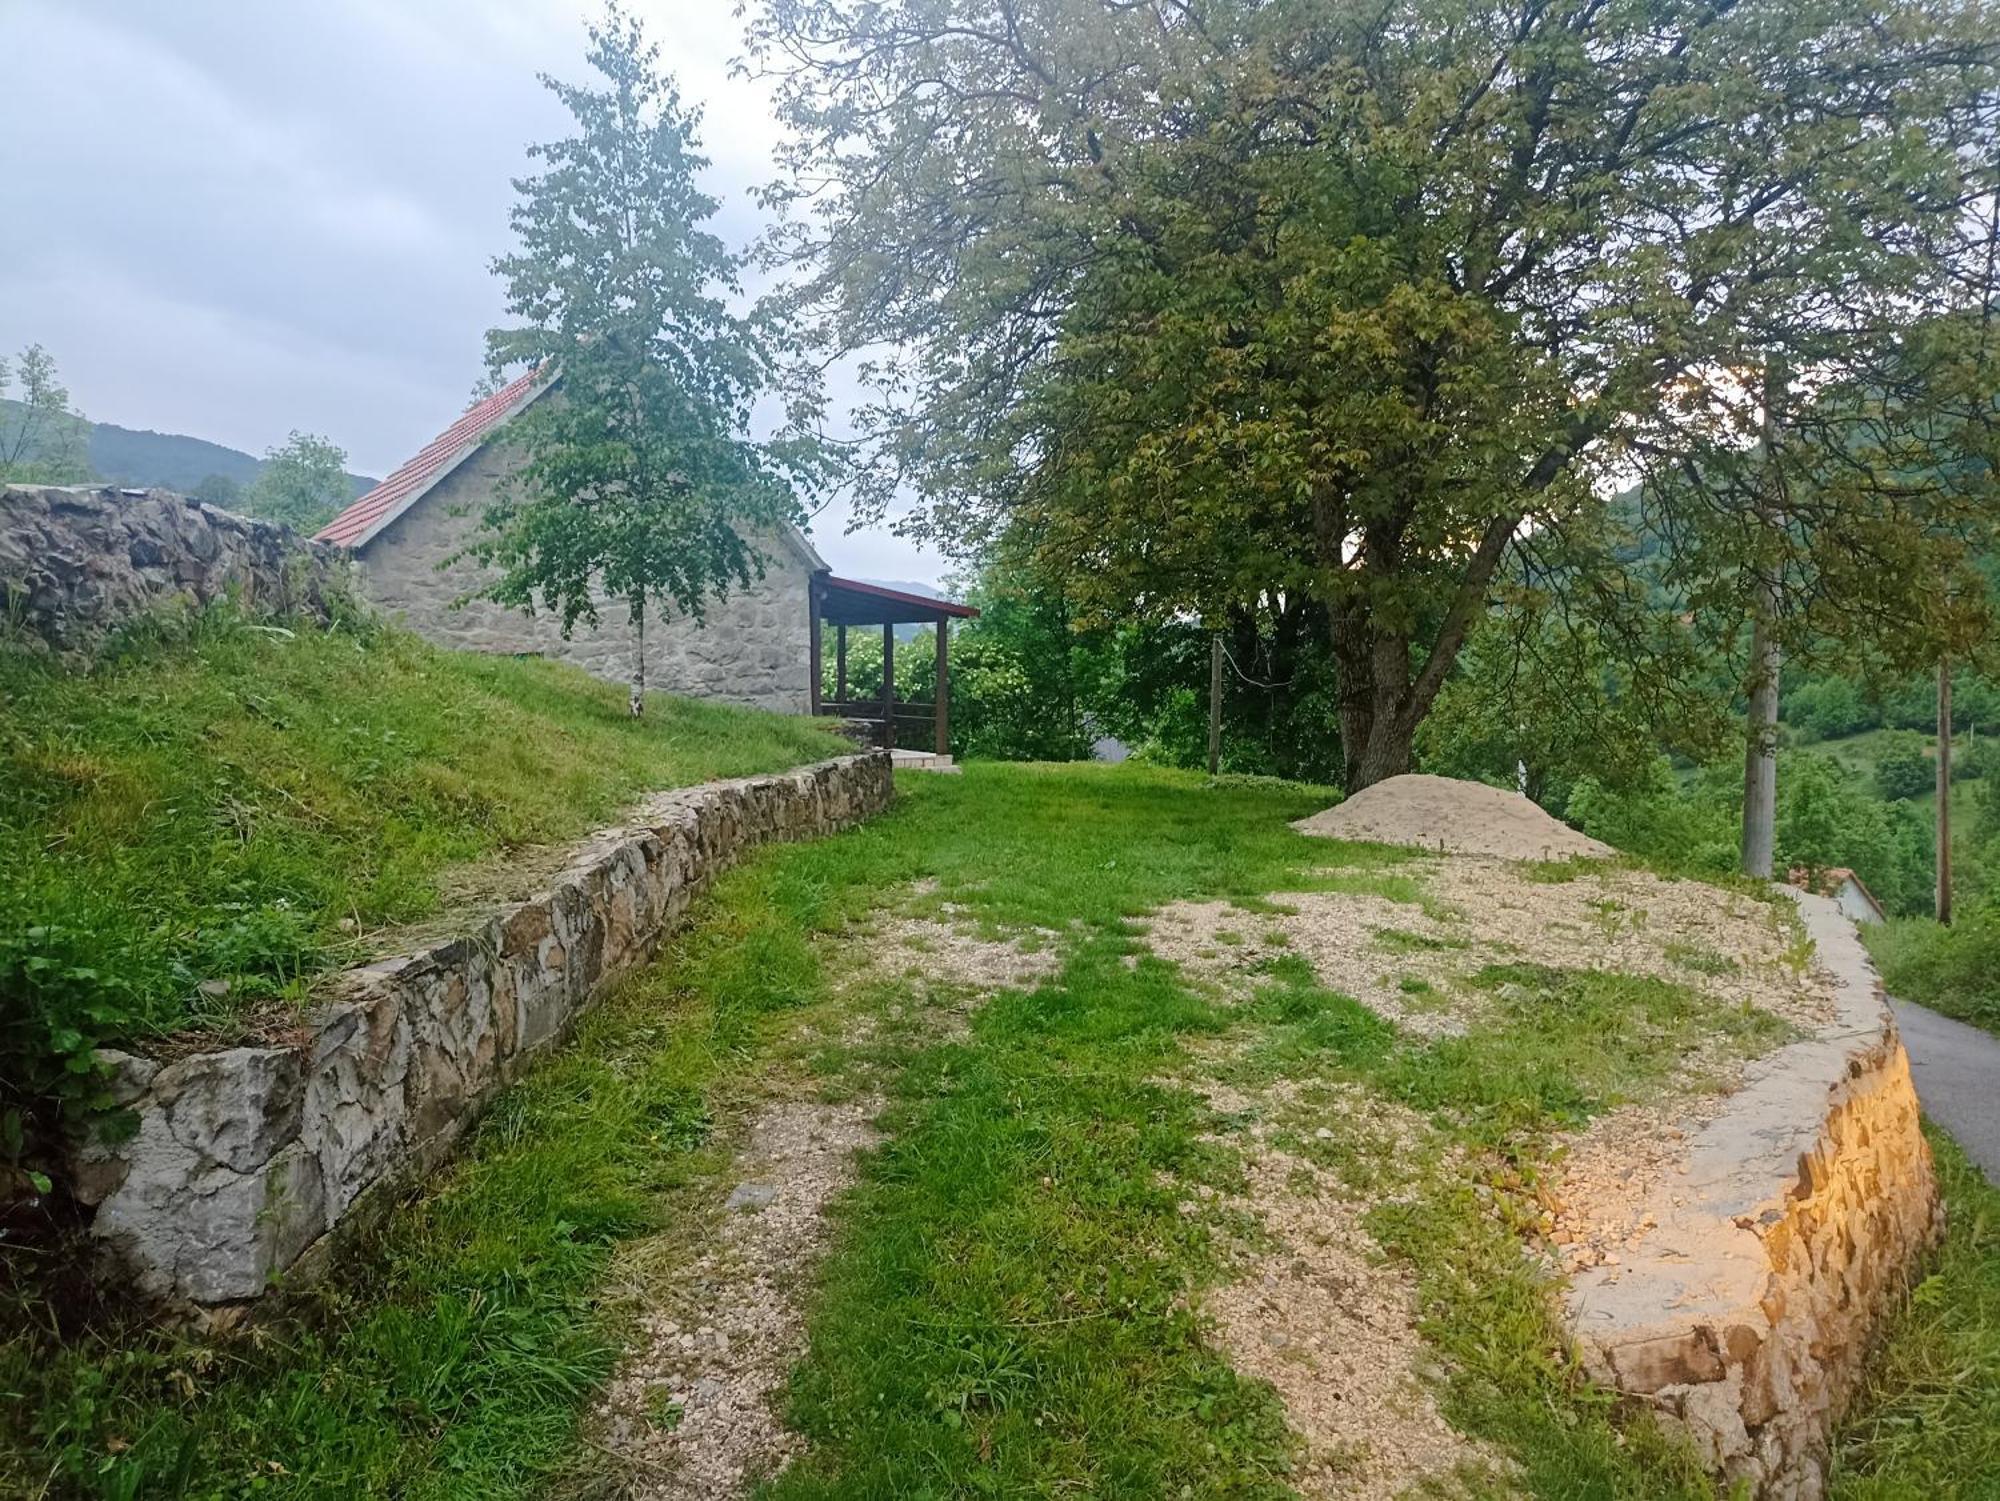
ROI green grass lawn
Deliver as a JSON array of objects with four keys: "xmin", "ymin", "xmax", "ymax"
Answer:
[
  {"xmin": 4, "ymin": 761, "xmax": 1981, "ymax": 1498},
  {"xmin": 1831, "ymin": 1127, "xmax": 2000, "ymax": 1498},
  {"xmin": 0, "ymin": 606, "xmax": 848, "ymax": 1142}
]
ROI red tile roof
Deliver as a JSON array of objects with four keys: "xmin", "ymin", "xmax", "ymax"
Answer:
[{"xmin": 315, "ymin": 368, "xmax": 546, "ymax": 548}]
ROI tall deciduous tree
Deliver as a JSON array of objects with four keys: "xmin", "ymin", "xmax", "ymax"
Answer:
[
  {"xmin": 245, "ymin": 431, "xmax": 350, "ymax": 533},
  {"xmin": 0, "ymin": 344, "xmax": 91, "ymax": 484},
  {"xmin": 471, "ymin": 3, "xmax": 811, "ymax": 716},
  {"xmin": 752, "ymin": 0, "xmax": 2000, "ymax": 789}
]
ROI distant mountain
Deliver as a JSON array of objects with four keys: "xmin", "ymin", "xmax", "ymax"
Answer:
[
  {"xmin": 1, "ymin": 400, "xmax": 375, "ymax": 498},
  {"xmin": 857, "ymin": 577, "xmax": 952, "ymax": 642},
  {"xmin": 858, "ymin": 577, "xmax": 947, "ymax": 600}
]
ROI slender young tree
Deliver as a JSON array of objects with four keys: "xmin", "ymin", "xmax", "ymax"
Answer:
[
  {"xmin": 470, "ymin": 3, "xmax": 810, "ymax": 715},
  {"xmin": 0, "ymin": 344, "xmax": 91, "ymax": 484},
  {"xmin": 752, "ymin": 0, "xmax": 2000, "ymax": 788}
]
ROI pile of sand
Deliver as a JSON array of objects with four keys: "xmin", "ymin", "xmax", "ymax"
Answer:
[{"xmin": 1294, "ymin": 773, "xmax": 1614, "ymax": 860}]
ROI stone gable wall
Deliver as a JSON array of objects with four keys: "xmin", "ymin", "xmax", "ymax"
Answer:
[
  {"xmin": 0, "ymin": 485, "xmax": 346, "ymax": 651},
  {"xmin": 73, "ymin": 752, "xmax": 894, "ymax": 1311},
  {"xmin": 1567, "ymin": 890, "xmax": 1943, "ymax": 1499},
  {"xmin": 353, "ymin": 440, "xmax": 814, "ymax": 715}
]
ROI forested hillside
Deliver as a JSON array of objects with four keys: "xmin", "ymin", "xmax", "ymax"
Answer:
[{"xmin": 0, "ymin": 398, "xmax": 375, "ymax": 498}]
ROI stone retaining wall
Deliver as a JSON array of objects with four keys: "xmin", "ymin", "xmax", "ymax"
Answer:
[
  {"xmin": 72, "ymin": 752, "xmax": 894, "ymax": 1311},
  {"xmin": 1566, "ymin": 890, "xmax": 1943, "ymax": 1499},
  {"xmin": 0, "ymin": 485, "xmax": 345, "ymax": 652}
]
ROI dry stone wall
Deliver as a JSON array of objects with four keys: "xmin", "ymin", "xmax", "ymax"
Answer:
[
  {"xmin": 71, "ymin": 752, "xmax": 894, "ymax": 1311},
  {"xmin": 0, "ymin": 485, "xmax": 346, "ymax": 652},
  {"xmin": 1566, "ymin": 890, "xmax": 1942, "ymax": 1499}
]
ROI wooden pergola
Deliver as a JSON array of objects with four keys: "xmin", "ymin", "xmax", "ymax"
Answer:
[{"xmin": 809, "ymin": 574, "xmax": 979, "ymax": 755}]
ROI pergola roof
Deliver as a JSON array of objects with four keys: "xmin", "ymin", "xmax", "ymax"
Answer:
[{"xmin": 819, "ymin": 574, "xmax": 978, "ymax": 627}]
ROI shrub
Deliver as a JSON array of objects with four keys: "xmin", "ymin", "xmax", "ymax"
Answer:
[
  {"xmin": 1866, "ymin": 909, "xmax": 2000, "ymax": 1034},
  {"xmin": 1875, "ymin": 737, "xmax": 1934, "ymax": 801}
]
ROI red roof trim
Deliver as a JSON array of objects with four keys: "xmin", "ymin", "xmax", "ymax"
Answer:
[
  {"xmin": 822, "ymin": 574, "xmax": 978, "ymax": 618},
  {"xmin": 314, "ymin": 368, "xmax": 545, "ymax": 548}
]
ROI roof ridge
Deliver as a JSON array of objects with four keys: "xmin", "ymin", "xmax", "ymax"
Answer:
[{"xmin": 314, "ymin": 368, "xmax": 546, "ymax": 549}]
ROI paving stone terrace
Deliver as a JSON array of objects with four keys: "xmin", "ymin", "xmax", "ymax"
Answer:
[
  {"xmin": 71, "ymin": 752, "xmax": 894, "ymax": 1313},
  {"xmin": 1565, "ymin": 889, "xmax": 1942, "ymax": 1499}
]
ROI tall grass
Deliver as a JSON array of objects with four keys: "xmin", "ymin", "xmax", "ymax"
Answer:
[
  {"xmin": 0, "ymin": 604, "xmax": 845, "ymax": 1171},
  {"xmin": 1865, "ymin": 912, "xmax": 2000, "ymax": 1035}
]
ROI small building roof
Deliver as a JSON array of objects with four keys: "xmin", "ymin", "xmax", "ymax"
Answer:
[
  {"xmin": 316, "ymin": 368, "xmax": 550, "ymax": 549},
  {"xmin": 819, "ymin": 575, "xmax": 979, "ymax": 626},
  {"xmin": 313, "ymin": 368, "xmax": 830, "ymax": 575}
]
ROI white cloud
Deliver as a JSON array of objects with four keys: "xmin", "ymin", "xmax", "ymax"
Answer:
[{"xmin": 0, "ymin": 0, "xmax": 946, "ymax": 583}]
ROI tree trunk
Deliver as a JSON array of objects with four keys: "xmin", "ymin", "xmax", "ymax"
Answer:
[
  {"xmin": 1740, "ymin": 357, "xmax": 1786, "ymax": 879},
  {"xmin": 1740, "ymin": 613, "xmax": 1780, "ymax": 878},
  {"xmin": 1316, "ymin": 478, "xmax": 1522, "ymax": 793},
  {"xmin": 630, "ymin": 595, "xmax": 647, "ymax": 718}
]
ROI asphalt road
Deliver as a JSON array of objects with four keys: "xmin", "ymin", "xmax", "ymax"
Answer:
[{"xmin": 1891, "ymin": 996, "xmax": 2000, "ymax": 1185}]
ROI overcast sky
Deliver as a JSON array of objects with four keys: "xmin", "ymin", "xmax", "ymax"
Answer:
[{"xmin": 0, "ymin": 0, "xmax": 944, "ymax": 585}]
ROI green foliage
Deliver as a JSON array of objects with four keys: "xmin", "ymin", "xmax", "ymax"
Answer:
[
  {"xmin": 1565, "ymin": 752, "xmax": 1938, "ymax": 915},
  {"xmin": 1417, "ymin": 613, "xmax": 1713, "ymax": 806},
  {"xmin": 1875, "ymin": 735, "xmax": 1935, "ymax": 802},
  {"xmin": 1865, "ymin": 911, "xmax": 2000, "ymax": 1035},
  {"xmin": 0, "ymin": 344, "xmax": 92, "ymax": 484},
  {"xmin": 1786, "ymin": 675, "xmax": 1878, "ymax": 742},
  {"xmin": 242, "ymin": 432, "xmax": 351, "ymax": 534},
  {"xmin": 190, "ymin": 473, "xmax": 244, "ymax": 509},
  {"xmin": 944, "ymin": 590, "xmax": 1104, "ymax": 762},
  {"xmin": 755, "ymin": 0, "xmax": 2000, "ymax": 788},
  {"xmin": 0, "ymin": 603, "xmax": 845, "ymax": 1180},
  {"xmin": 470, "ymin": 5, "xmax": 812, "ymax": 711}
]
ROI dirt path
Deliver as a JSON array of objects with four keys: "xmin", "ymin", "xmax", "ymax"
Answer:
[
  {"xmin": 587, "ymin": 888, "xmax": 1064, "ymax": 1496},
  {"xmin": 1190, "ymin": 1078, "xmax": 1500, "ymax": 1496},
  {"xmin": 594, "ymin": 1096, "xmax": 882, "ymax": 1496}
]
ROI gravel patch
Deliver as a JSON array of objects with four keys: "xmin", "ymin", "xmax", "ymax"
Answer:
[
  {"xmin": 594, "ymin": 1098, "xmax": 880, "ymax": 1497},
  {"xmin": 1193, "ymin": 1078, "xmax": 1501, "ymax": 1495},
  {"xmin": 1423, "ymin": 860, "xmax": 1835, "ymax": 1033},
  {"xmin": 1145, "ymin": 857, "xmax": 1832, "ymax": 1046},
  {"xmin": 1294, "ymin": 774, "xmax": 1612, "ymax": 860},
  {"xmin": 1146, "ymin": 894, "xmax": 1478, "ymax": 1037},
  {"xmin": 592, "ymin": 888, "xmax": 1064, "ymax": 1493}
]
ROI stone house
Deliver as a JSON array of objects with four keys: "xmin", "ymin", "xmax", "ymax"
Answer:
[{"xmin": 315, "ymin": 369, "xmax": 822, "ymax": 715}]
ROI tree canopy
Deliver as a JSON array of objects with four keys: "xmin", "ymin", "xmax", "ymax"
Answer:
[
  {"xmin": 752, "ymin": 0, "xmax": 2000, "ymax": 787},
  {"xmin": 244, "ymin": 431, "xmax": 350, "ymax": 534},
  {"xmin": 470, "ymin": 3, "xmax": 814, "ymax": 714}
]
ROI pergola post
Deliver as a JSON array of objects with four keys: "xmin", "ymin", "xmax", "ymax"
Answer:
[
  {"xmin": 935, "ymin": 620, "xmax": 949, "ymax": 755},
  {"xmin": 808, "ymin": 574, "xmax": 823, "ymax": 716},
  {"xmin": 881, "ymin": 621, "xmax": 896, "ymax": 750},
  {"xmin": 835, "ymin": 624, "xmax": 847, "ymax": 703}
]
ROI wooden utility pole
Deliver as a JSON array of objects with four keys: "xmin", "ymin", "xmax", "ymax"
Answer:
[
  {"xmin": 1938, "ymin": 659, "xmax": 1953, "ymax": 925},
  {"xmin": 1207, "ymin": 634, "xmax": 1223, "ymax": 776},
  {"xmin": 1741, "ymin": 356, "xmax": 1786, "ymax": 879}
]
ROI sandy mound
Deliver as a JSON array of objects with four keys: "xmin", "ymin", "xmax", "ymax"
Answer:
[{"xmin": 1294, "ymin": 773, "xmax": 1614, "ymax": 860}]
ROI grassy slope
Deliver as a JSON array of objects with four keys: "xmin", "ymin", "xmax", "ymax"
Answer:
[
  {"xmin": 1831, "ymin": 1127, "xmax": 2000, "ymax": 1498},
  {"xmin": 7, "ymin": 762, "xmax": 1976, "ymax": 1498},
  {"xmin": 0, "ymin": 608, "xmax": 847, "ymax": 1054},
  {"xmin": 9, "ymin": 763, "xmax": 1808, "ymax": 1500},
  {"xmin": 1807, "ymin": 728, "xmax": 2000, "ymax": 1034}
]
